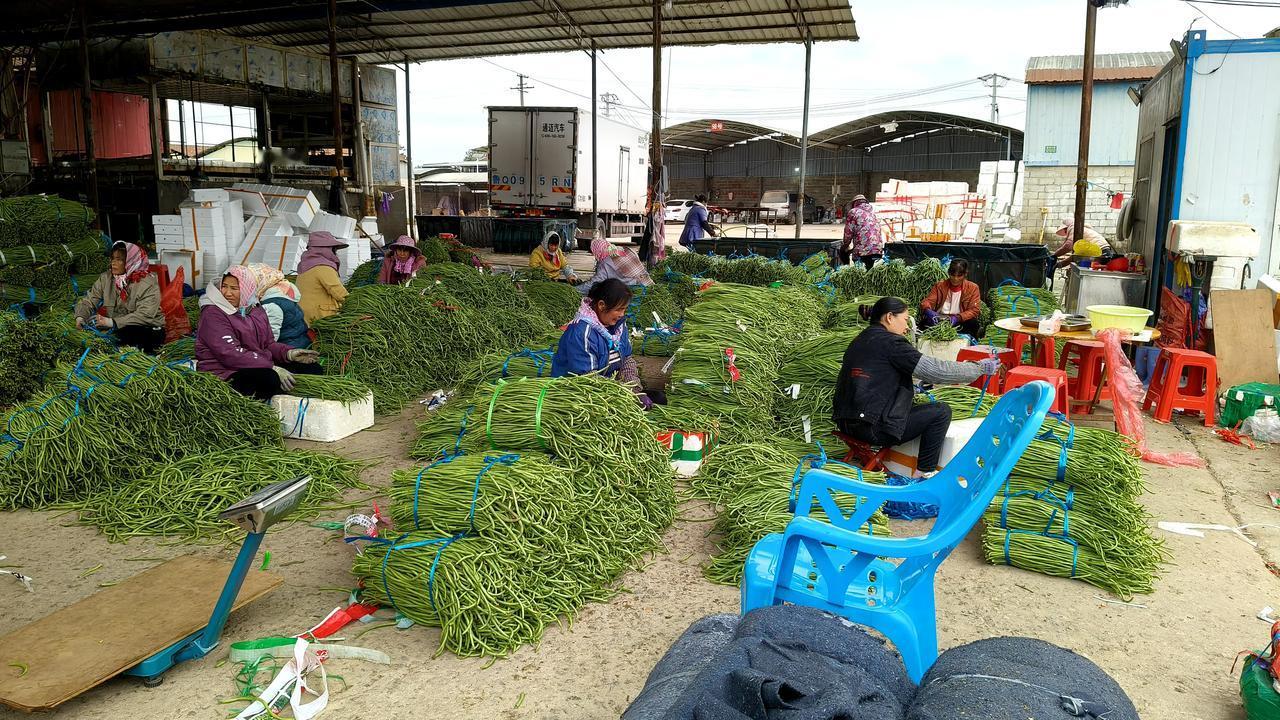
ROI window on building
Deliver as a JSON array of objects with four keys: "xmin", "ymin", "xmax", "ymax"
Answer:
[{"xmin": 166, "ymin": 100, "xmax": 258, "ymax": 163}]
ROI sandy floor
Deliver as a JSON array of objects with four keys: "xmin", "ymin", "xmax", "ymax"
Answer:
[{"xmin": 2, "ymin": 394, "xmax": 1277, "ymax": 719}]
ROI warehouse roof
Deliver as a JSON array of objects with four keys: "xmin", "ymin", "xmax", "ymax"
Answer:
[
  {"xmin": 1025, "ymin": 52, "xmax": 1173, "ymax": 84},
  {"xmin": 9, "ymin": 0, "xmax": 858, "ymax": 62},
  {"xmin": 661, "ymin": 119, "xmax": 800, "ymax": 152},
  {"xmin": 807, "ymin": 111, "xmax": 1019, "ymax": 150}
]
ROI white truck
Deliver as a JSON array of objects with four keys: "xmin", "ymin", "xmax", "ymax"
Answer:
[{"xmin": 488, "ymin": 106, "xmax": 649, "ymax": 240}]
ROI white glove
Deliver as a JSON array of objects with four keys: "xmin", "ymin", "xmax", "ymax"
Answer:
[
  {"xmin": 272, "ymin": 365, "xmax": 297, "ymax": 392},
  {"xmin": 977, "ymin": 358, "xmax": 1003, "ymax": 376},
  {"xmin": 287, "ymin": 349, "xmax": 320, "ymax": 364}
]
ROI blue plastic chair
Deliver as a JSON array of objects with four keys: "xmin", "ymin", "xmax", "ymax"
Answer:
[{"xmin": 741, "ymin": 381, "xmax": 1056, "ymax": 682}]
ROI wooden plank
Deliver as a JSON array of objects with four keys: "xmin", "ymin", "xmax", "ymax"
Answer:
[
  {"xmin": 1211, "ymin": 289, "xmax": 1279, "ymax": 389},
  {"xmin": 0, "ymin": 556, "xmax": 281, "ymax": 712}
]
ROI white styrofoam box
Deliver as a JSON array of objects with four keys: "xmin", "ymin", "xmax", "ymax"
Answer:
[
  {"xmin": 882, "ymin": 416, "xmax": 985, "ymax": 477},
  {"xmin": 997, "ymin": 160, "xmax": 1016, "ymax": 173},
  {"xmin": 1210, "ymin": 256, "xmax": 1248, "ymax": 290},
  {"xmin": 359, "ymin": 216, "xmax": 379, "ymax": 236},
  {"xmin": 309, "ymin": 211, "xmax": 357, "ymax": 238},
  {"xmin": 979, "ymin": 161, "xmax": 998, "ymax": 174},
  {"xmin": 234, "ymin": 217, "xmax": 290, "ymax": 265},
  {"xmin": 152, "ymin": 214, "xmax": 182, "ymax": 227},
  {"xmin": 227, "ymin": 187, "xmax": 270, "ymax": 217},
  {"xmin": 222, "ymin": 199, "xmax": 244, "ymax": 255},
  {"xmin": 231, "ymin": 182, "xmax": 319, "ymax": 228},
  {"xmin": 155, "ymin": 236, "xmax": 188, "ymax": 252},
  {"xmin": 272, "ymin": 392, "xmax": 374, "ymax": 442},
  {"xmin": 1167, "ymin": 220, "xmax": 1260, "ymax": 257},
  {"xmin": 192, "ymin": 188, "xmax": 230, "ymax": 203},
  {"xmin": 159, "ymin": 248, "xmax": 203, "ymax": 287},
  {"xmin": 962, "ymin": 223, "xmax": 982, "ymax": 241},
  {"xmin": 918, "ymin": 338, "xmax": 969, "ymax": 363},
  {"xmin": 254, "ymin": 234, "xmax": 304, "ymax": 273}
]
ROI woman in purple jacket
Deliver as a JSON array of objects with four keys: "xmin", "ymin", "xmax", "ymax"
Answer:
[{"xmin": 195, "ymin": 265, "xmax": 321, "ymax": 400}]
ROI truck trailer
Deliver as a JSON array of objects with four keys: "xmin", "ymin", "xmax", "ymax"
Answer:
[{"xmin": 488, "ymin": 106, "xmax": 649, "ymax": 241}]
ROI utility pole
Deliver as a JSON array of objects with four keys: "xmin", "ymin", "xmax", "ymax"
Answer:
[
  {"xmin": 978, "ymin": 73, "xmax": 1012, "ymax": 123},
  {"xmin": 1074, "ymin": 1, "xmax": 1100, "ymax": 243},
  {"xmin": 795, "ymin": 34, "xmax": 812, "ymax": 240},
  {"xmin": 511, "ymin": 74, "xmax": 533, "ymax": 106}
]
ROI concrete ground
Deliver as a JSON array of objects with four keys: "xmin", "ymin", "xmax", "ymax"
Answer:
[{"xmin": 2, "ymin": 397, "xmax": 1277, "ymax": 719}]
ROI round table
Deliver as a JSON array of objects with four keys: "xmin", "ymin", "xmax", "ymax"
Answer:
[{"xmin": 993, "ymin": 317, "xmax": 1161, "ymax": 413}]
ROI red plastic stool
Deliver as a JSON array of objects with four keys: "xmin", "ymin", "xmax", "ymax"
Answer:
[
  {"xmin": 1142, "ymin": 348, "xmax": 1218, "ymax": 426},
  {"xmin": 1005, "ymin": 333, "xmax": 1030, "ymax": 363},
  {"xmin": 833, "ymin": 431, "xmax": 890, "ymax": 471},
  {"xmin": 1004, "ymin": 366, "xmax": 1069, "ymax": 417},
  {"xmin": 956, "ymin": 346, "xmax": 1016, "ymax": 393},
  {"xmin": 1006, "ymin": 333, "xmax": 1055, "ymax": 366},
  {"xmin": 1058, "ymin": 340, "xmax": 1111, "ymax": 414}
]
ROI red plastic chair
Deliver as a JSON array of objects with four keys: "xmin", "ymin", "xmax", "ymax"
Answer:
[
  {"xmin": 1004, "ymin": 366, "xmax": 1069, "ymax": 417},
  {"xmin": 1058, "ymin": 340, "xmax": 1111, "ymax": 414},
  {"xmin": 1142, "ymin": 348, "xmax": 1217, "ymax": 426}
]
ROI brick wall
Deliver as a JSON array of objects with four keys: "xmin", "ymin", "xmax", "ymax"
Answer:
[
  {"xmin": 1017, "ymin": 164, "xmax": 1133, "ymax": 240},
  {"xmin": 669, "ymin": 169, "xmax": 978, "ymax": 211}
]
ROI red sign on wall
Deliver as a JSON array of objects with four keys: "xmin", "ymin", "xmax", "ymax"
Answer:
[{"xmin": 709, "ymin": 121, "xmax": 724, "ymax": 133}]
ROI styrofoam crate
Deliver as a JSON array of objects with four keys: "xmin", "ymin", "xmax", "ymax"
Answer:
[
  {"xmin": 231, "ymin": 182, "xmax": 319, "ymax": 228},
  {"xmin": 227, "ymin": 187, "xmax": 270, "ymax": 217},
  {"xmin": 192, "ymin": 188, "xmax": 230, "ymax": 203},
  {"xmin": 160, "ymin": 248, "xmax": 202, "ymax": 287},
  {"xmin": 997, "ymin": 160, "xmax": 1016, "ymax": 173},
  {"xmin": 272, "ymin": 392, "xmax": 374, "ymax": 442},
  {"xmin": 155, "ymin": 236, "xmax": 189, "ymax": 252},
  {"xmin": 309, "ymin": 211, "xmax": 357, "ymax": 237},
  {"xmin": 152, "ymin": 214, "xmax": 182, "ymax": 227}
]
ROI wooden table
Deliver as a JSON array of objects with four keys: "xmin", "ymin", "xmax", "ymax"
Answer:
[{"xmin": 993, "ymin": 317, "xmax": 1161, "ymax": 414}]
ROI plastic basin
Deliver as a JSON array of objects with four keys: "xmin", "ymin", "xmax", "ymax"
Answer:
[{"xmin": 1086, "ymin": 304, "xmax": 1152, "ymax": 332}]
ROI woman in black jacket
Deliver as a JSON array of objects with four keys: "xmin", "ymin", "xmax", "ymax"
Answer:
[{"xmin": 833, "ymin": 297, "xmax": 1002, "ymax": 477}]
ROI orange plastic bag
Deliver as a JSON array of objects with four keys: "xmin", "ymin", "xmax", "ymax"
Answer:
[
  {"xmin": 1097, "ymin": 328, "xmax": 1205, "ymax": 468},
  {"xmin": 161, "ymin": 266, "xmax": 192, "ymax": 343}
]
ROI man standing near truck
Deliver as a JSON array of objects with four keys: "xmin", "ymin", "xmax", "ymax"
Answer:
[{"xmin": 678, "ymin": 194, "xmax": 719, "ymax": 250}]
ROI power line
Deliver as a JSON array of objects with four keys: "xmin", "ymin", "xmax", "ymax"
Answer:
[
  {"xmin": 618, "ymin": 78, "xmax": 984, "ymax": 119},
  {"xmin": 1180, "ymin": 0, "xmax": 1246, "ymax": 36}
]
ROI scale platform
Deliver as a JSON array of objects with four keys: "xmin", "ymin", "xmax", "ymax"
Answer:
[{"xmin": 0, "ymin": 556, "xmax": 281, "ymax": 712}]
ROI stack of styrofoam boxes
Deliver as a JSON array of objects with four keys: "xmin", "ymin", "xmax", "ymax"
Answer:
[
  {"xmin": 235, "ymin": 216, "xmax": 303, "ymax": 272},
  {"xmin": 152, "ymin": 214, "xmax": 200, "ymax": 286},
  {"xmin": 178, "ymin": 189, "xmax": 242, "ymax": 286},
  {"xmin": 231, "ymin": 182, "xmax": 318, "ymax": 229},
  {"xmin": 359, "ymin": 217, "xmax": 384, "ymax": 251}
]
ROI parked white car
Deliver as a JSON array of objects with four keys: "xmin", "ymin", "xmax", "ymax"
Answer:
[{"xmin": 665, "ymin": 199, "xmax": 697, "ymax": 223}]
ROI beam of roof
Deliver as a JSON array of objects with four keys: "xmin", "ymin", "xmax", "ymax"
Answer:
[
  {"xmin": 660, "ymin": 119, "xmax": 801, "ymax": 152},
  {"xmin": 806, "ymin": 111, "xmax": 1020, "ymax": 150},
  {"xmin": 6, "ymin": 0, "xmax": 857, "ymax": 62}
]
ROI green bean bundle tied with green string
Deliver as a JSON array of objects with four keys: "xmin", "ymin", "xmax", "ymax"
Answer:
[{"xmin": 75, "ymin": 448, "xmax": 367, "ymax": 543}]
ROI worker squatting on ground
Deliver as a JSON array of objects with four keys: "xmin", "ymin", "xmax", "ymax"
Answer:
[
  {"xmin": 919, "ymin": 259, "xmax": 983, "ymax": 337},
  {"xmin": 245, "ymin": 263, "xmax": 311, "ymax": 350},
  {"xmin": 841, "ymin": 194, "xmax": 883, "ymax": 268},
  {"xmin": 833, "ymin": 297, "xmax": 1001, "ymax": 477},
  {"xmin": 1053, "ymin": 218, "xmax": 1114, "ymax": 269},
  {"xmin": 297, "ymin": 231, "xmax": 350, "ymax": 324},
  {"xmin": 579, "ymin": 236, "xmax": 653, "ymax": 294},
  {"xmin": 551, "ymin": 278, "xmax": 663, "ymax": 409},
  {"xmin": 379, "ymin": 235, "xmax": 427, "ymax": 285},
  {"xmin": 195, "ymin": 265, "xmax": 322, "ymax": 400},
  {"xmin": 73, "ymin": 241, "xmax": 166, "ymax": 354},
  {"xmin": 529, "ymin": 234, "xmax": 578, "ymax": 283}
]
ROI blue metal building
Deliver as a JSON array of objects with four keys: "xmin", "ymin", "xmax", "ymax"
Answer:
[{"xmin": 1131, "ymin": 30, "xmax": 1280, "ymax": 306}]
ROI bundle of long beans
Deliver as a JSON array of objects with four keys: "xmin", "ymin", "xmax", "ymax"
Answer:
[
  {"xmin": 452, "ymin": 332, "xmax": 562, "ymax": 393},
  {"xmin": 663, "ymin": 283, "xmax": 824, "ymax": 442},
  {"xmin": 822, "ymin": 301, "xmax": 871, "ymax": 331},
  {"xmin": 919, "ymin": 320, "xmax": 960, "ymax": 343},
  {"xmin": 344, "ymin": 259, "xmax": 382, "ymax": 289},
  {"xmin": 696, "ymin": 441, "xmax": 890, "ymax": 585},
  {"xmin": 157, "ymin": 336, "xmax": 196, "ymax": 363},
  {"xmin": 75, "ymin": 448, "xmax": 366, "ymax": 543},
  {"xmin": 660, "ymin": 253, "xmax": 715, "ymax": 276},
  {"xmin": 418, "ymin": 236, "xmax": 452, "ymax": 265},
  {"xmin": 903, "ymin": 257, "xmax": 948, "ymax": 307},
  {"xmin": 0, "ymin": 351, "xmax": 282, "ymax": 508},
  {"xmin": 985, "ymin": 284, "xmax": 1060, "ymax": 349},
  {"xmin": 863, "ymin": 259, "xmax": 911, "ymax": 299},
  {"xmin": 656, "ymin": 254, "xmax": 812, "ymax": 288},
  {"xmin": 522, "ymin": 279, "xmax": 582, "ymax": 325},
  {"xmin": 915, "ymin": 385, "xmax": 998, "ymax": 418},
  {"xmin": 830, "ymin": 263, "xmax": 868, "ymax": 299},
  {"xmin": 0, "ymin": 310, "xmax": 114, "ymax": 409},
  {"xmin": 0, "ymin": 195, "xmax": 95, "ymax": 248},
  {"xmin": 288, "ymin": 374, "xmax": 372, "ymax": 403},
  {"xmin": 773, "ymin": 329, "xmax": 863, "ymax": 445},
  {"xmin": 982, "ymin": 414, "xmax": 1163, "ymax": 598}
]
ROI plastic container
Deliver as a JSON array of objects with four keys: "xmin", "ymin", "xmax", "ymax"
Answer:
[
  {"xmin": 1085, "ymin": 304, "xmax": 1153, "ymax": 333},
  {"xmin": 1242, "ymin": 408, "xmax": 1280, "ymax": 443}
]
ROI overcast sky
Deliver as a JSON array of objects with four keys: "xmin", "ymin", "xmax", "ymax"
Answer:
[{"xmin": 395, "ymin": 0, "xmax": 1280, "ymax": 164}]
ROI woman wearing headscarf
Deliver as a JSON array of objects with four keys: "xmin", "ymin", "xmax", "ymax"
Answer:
[
  {"xmin": 195, "ymin": 265, "xmax": 321, "ymax": 400},
  {"xmin": 378, "ymin": 235, "xmax": 427, "ymax": 285},
  {"xmin": 551, "ymin": 278, "xmax": 661, "ymax": 409},
  {"xmin": 297, "ymin": 231, "xmax": 350, "ymax": 324},
  {"xmin": 528, "ymin": 233, "xmax": 577, "ymax": 282},
  {"xmin": 578, "ymin": 235, "xmax": 653, "ymax": 294},
  {"xmin": 74, "ymin": 241, "xmax": 166, "ymax": 354},
  {"xmin": 841, "ymin": 195, "xmax": 883, "ymax": 269},
  {"xmin": 245, "ymin": 263, "xmax": 311, "ymax": 350}
]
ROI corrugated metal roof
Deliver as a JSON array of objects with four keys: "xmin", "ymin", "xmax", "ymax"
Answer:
[
  {"xmin": 662, "ymin": 111, "xmax": 1021, "ymax": 152},
  {"xmin": 661, "ymin": 119, "xmax": 800, "ymax": 152},
  {"xmin": 9, "ymin": 1, "xmax": 857, "ymax": 62},
  {"xmin": 1025, "ymin": 52, "xmax": 1173, "ymax": 84}
]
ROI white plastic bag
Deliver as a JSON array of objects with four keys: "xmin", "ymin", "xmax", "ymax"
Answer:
[
  {"xmin": 1038, "ymin": 309, "xmax": 1066, "ymax": 335},
  {"xmin": 1243, "ymin": 409, "xmax": 1280, "ymax": 443},
  {"xmin": 235, "ymin": 638, "xmax": 329, "ymax": 720}
]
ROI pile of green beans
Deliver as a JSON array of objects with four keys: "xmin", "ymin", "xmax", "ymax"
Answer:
[
  {"xmin": 822, "ymin": 301, "xmax": 871, "ymax": 331},
  {"xmin": 418, "ymin": 236, "xmax": 452, "ymax": 265},
  {"xmin": 312, "ymin": 274, "xmax": 554, "ymax": 413},
  {"xmin": 864, "ymin": 260, "xmax": 911, "ymax": 299},
  {"xmin": 661, "ymin": 253, "xmax": 716, "ymax": 276},
  {"xmin": 288, "ymin": 374, "xmax": 372, "ymax": 403},
  {"xmin": 521, "ymin": 279, "xmax": 582, "ymax": 325},
  {"xmin": 0, "ymin": 310, "xmax": 114, "ymax": 409},
  {"xmin": 183, "ymin": 296, "xmax": 202, "ymax": 329},
  {"xmin": 0, "ymin": 351, "xmax": 282, "ymax": 508},
  {"xmin": 366, "ymin": 375, "xmax": 676, "ymax": 658},
  {"xmin": 773, "ymin": 329, "xmax": 863, "ymax": 446},
  {"xmin": 156, "ymin": 336, "xmax": 196, "ymax": 363},
  {"xmin": 0, "ymin": 195, "xmax": 95, "ymax": 248},
  {"xmin": 655, "ymin": 254, "xmax": 812, "ymax": 288},
  {"xmin": 75, "ymin": 448, "xmax": 366, "ymax": 543},
  {"xmin": 696, "ymin": 440, "xmax": 890, "ymax": 586},
  {"xmin": 664, "ymin": 283, "xmax": 825, "ymax": 442},
  {"xmin": 903, "ymin": 257, "xmax": 948, "ymax": 307},
  {"xmin": 981, "ymin": 526, "xmax": 1159, "ymax": 599},
  {"xmin": 344, "ymin": 259, "xmax": 382, "ymax": 289},
  {"xmin": 829, "ymin": 263, "xmax": 869, "ymax": 299},
  {"xmin": 452, "ymin": 332, "xmax": 562, "ymax": 393},
  {"xmin": 920, "ymin": 320, "xmax": 960, "ymax": 343},
  {"xmin": 915, "ymin": 385, "xmax": 998, "ymax": 418}
]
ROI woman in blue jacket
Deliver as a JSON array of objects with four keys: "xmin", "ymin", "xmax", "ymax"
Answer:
[{"xmin": 551, "ymin": 278, "xmax": 661, "ymax": 408}]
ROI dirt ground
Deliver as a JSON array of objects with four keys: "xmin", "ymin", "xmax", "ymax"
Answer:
[{"xmin": 2, "ymin": 397, "xmax": 1278, "ymax": 720}]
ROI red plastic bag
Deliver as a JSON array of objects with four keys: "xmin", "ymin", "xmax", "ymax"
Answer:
[
  {"xmin": 1097, "ymin": 328, "xmax": 1205, "ymax": 468},
  {"xmin": 1157, "ymin": 287, "xmax": 1190, "ymax": 349},
  {"xmin": 161, "ymin": 266, "xmax": 192, "ymax": 343}
]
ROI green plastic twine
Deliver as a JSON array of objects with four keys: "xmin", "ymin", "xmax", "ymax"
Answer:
[{"xmin": 485, "ymin": 379, "xmax": 506, "ymax": 450}]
